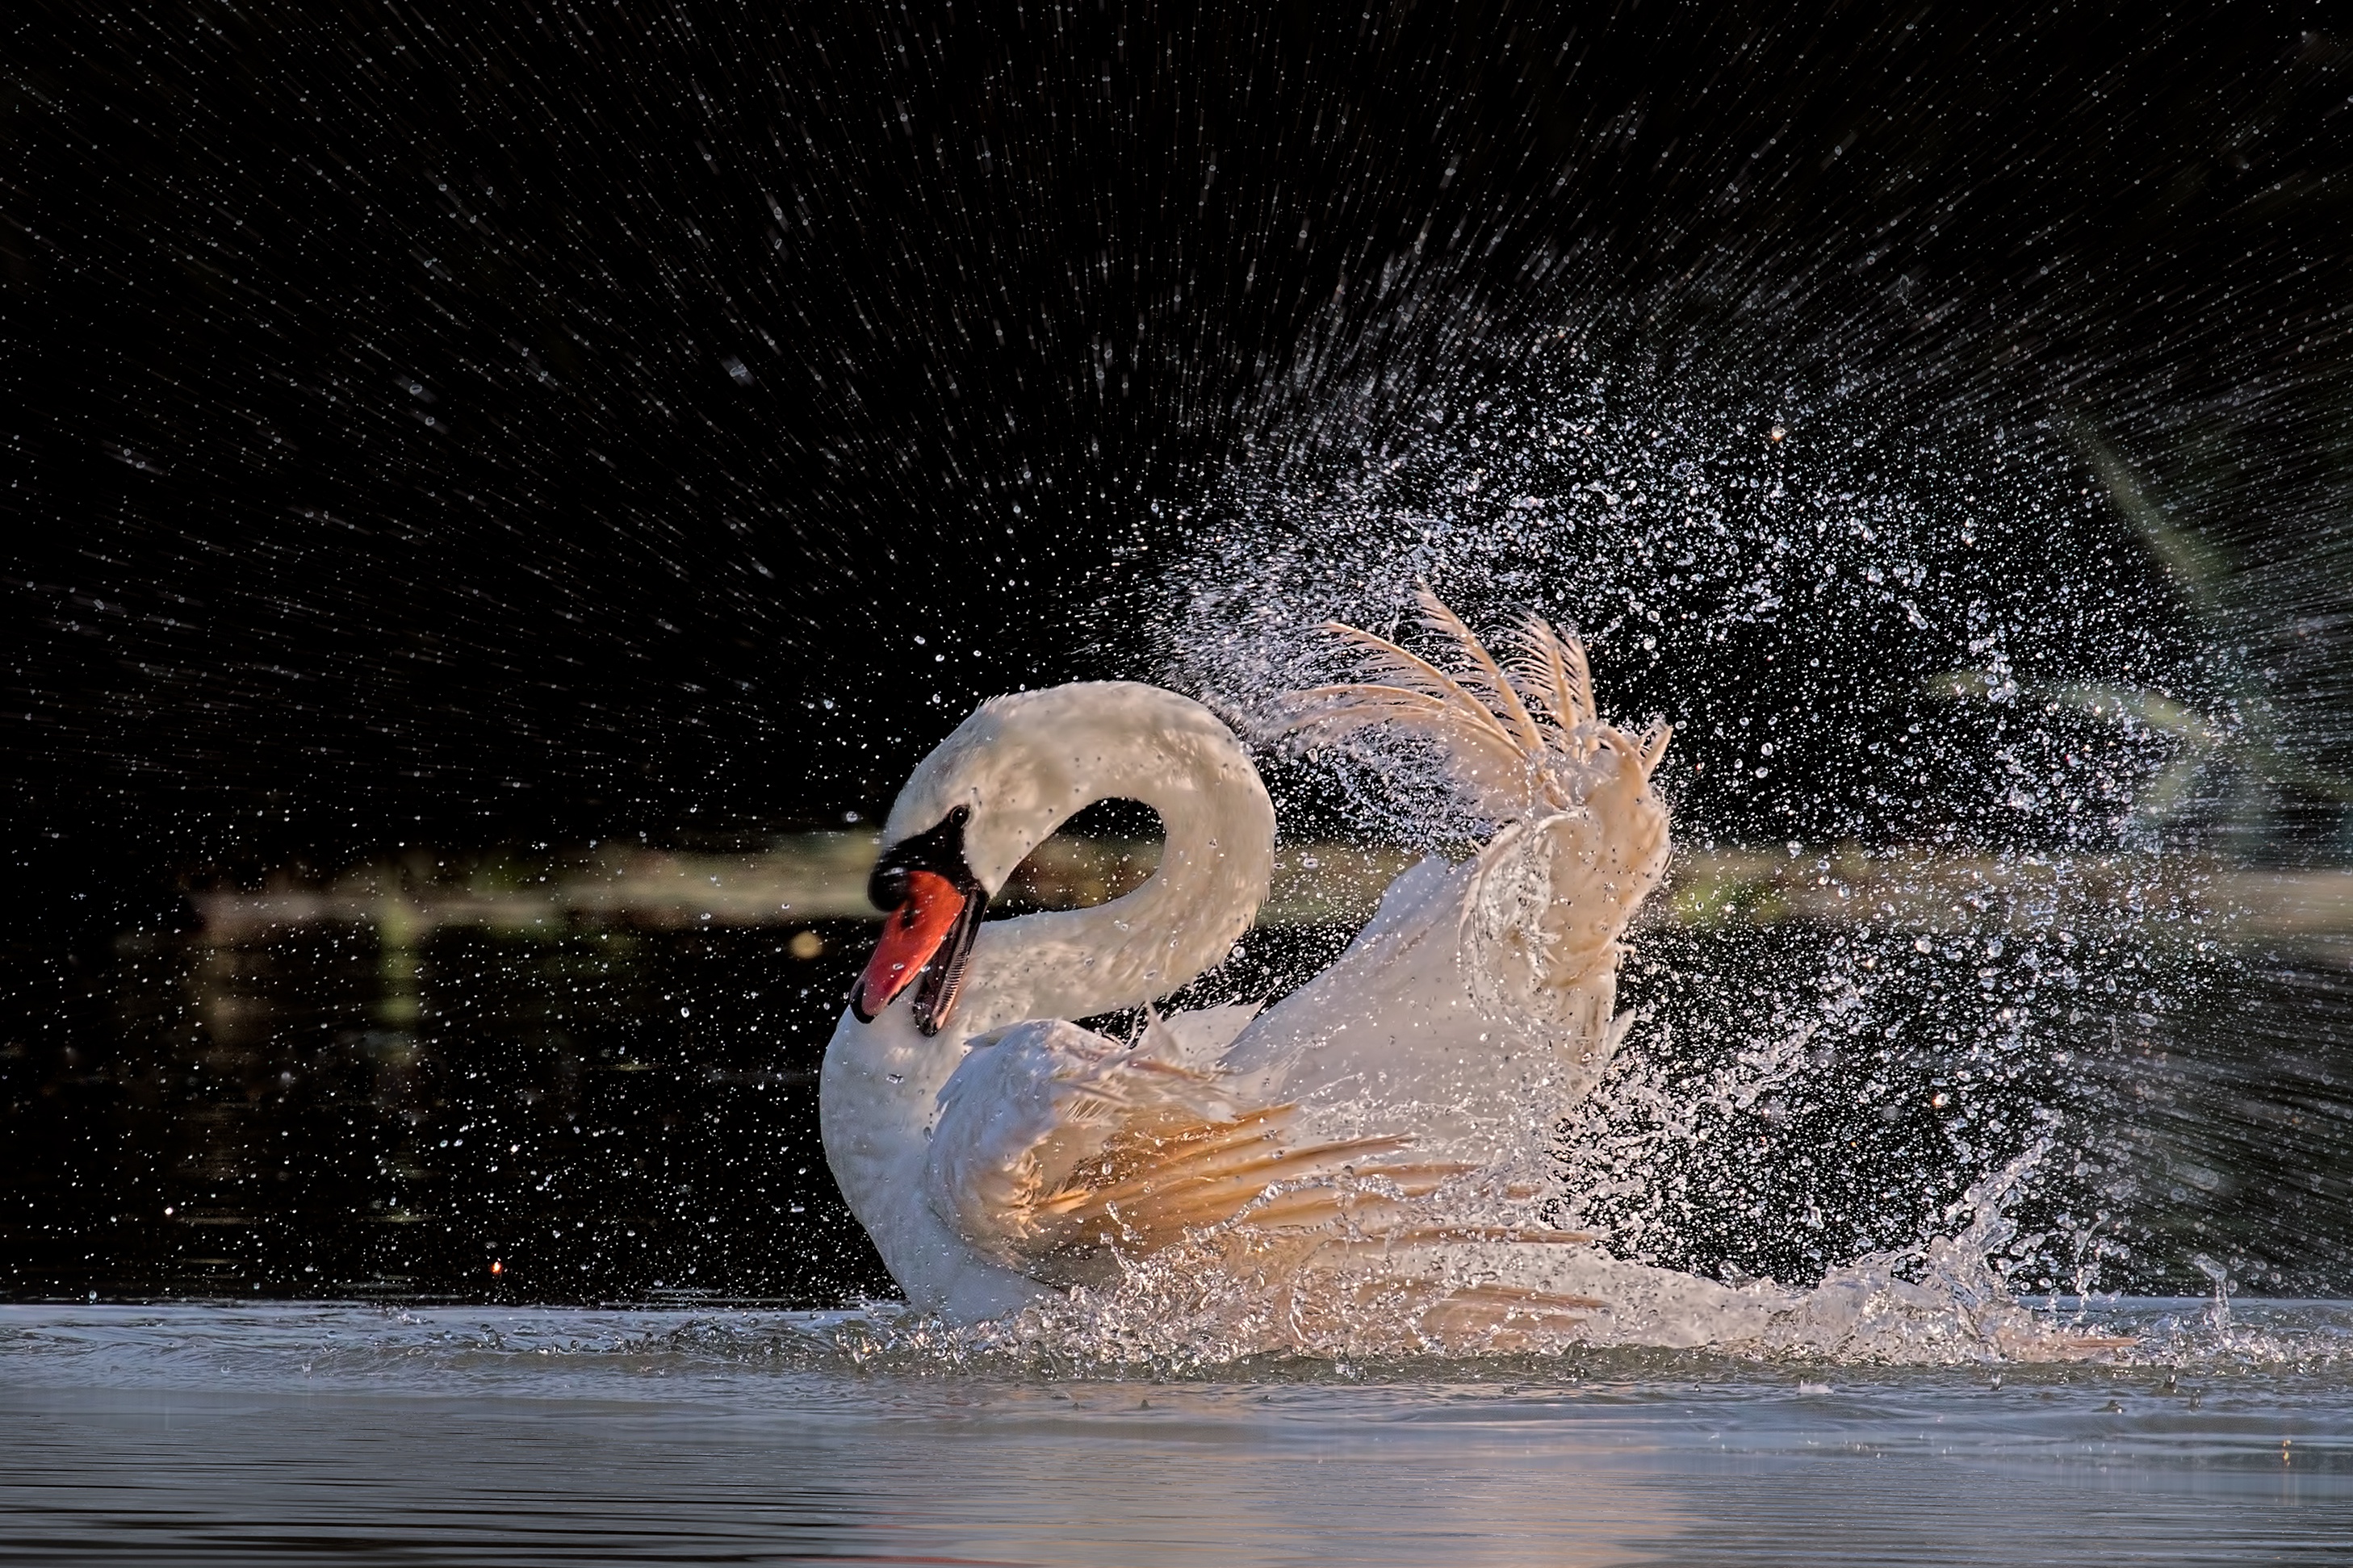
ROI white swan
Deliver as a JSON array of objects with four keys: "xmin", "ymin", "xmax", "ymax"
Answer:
[
  {"xmin": 820, "ymin": 590, "xmax": 1780, "ymax": 1348},
  {"xmin": 819, "ymin": 677, "xmax": 1279, "ymax": 1323}
]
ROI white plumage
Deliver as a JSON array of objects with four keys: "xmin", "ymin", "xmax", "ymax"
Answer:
[{"xmin": 819, "ymin": 591, "xmax": 1751, "ymax": 1349}]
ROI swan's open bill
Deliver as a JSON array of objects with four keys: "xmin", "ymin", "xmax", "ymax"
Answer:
[{"xmin": 849, "ymin": 804, "xmax": 987, "ymax": 1035}]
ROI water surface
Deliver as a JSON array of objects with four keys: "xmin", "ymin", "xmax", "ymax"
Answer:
[{"xmin": 6, "ymin": 1302, "xmax": 2349, "ymax": 1566}]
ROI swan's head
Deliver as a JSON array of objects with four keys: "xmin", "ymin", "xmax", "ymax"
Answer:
[{"xmin": 849, "ymin": 682, "xmax": 1270, "ymax": 1035}]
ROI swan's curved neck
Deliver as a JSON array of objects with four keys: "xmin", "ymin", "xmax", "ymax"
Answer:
[
  {"xmin": 964, "ymin": 792, "xmax": 1264, "ymax": 1033},
  {"xmin": 948, "ymin": 688, "xmax": 1275, "ymax": 1035}
]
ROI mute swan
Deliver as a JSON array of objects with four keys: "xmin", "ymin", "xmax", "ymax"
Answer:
[{"xmin": 820, "ymin": 590, "xmax": 1777, "ymax": 1347}]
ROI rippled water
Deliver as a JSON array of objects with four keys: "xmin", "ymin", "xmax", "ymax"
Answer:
[{"xmin": 6, "ymin": 1302, "xmax": 2351, "ymax": 1565}]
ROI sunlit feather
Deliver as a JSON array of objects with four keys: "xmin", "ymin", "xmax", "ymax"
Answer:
[{"xmin": 1281, "ymin": 583, "xmax": 1668, "ymax": 818}]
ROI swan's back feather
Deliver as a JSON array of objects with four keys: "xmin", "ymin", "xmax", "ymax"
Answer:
[{"xmin": 1134, "ymin": 999, "xmax": 1262, "ymax": 1071}]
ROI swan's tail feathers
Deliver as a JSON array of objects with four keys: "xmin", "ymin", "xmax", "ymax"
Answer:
[{"xmin": 1279, "ymin": 583, "xmax": 1671, "ymax": 819}]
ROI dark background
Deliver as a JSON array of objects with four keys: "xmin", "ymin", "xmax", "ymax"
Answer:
[{"xmin": 4, "ymin": 2, "xmax": 2349, "ymax": 1301}]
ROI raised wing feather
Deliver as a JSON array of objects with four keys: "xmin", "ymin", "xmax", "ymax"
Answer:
[
  {"xmin": 1508, "ymin": 612, "xmax": 1594, "ymax": 733},
  {"xmin": 1277, "ymin": 583, "xmax": 1670, "ymax": 821},
  {"xmin": 1412, "ymin": 586, "xmax": 1545, "ymax": 754}
]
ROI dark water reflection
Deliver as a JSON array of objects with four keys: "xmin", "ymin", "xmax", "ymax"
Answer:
[
  {"xmin": 1, "ymin": 920, "xmax": 894, "ymax": 1302},
  {"xmin": 5, "ymin": 1305, "xmax": 2351, "ymax": 1566},
  {"xmin": 0, "ymin": 912, "xmax": 1354, "ymax": 1304}
]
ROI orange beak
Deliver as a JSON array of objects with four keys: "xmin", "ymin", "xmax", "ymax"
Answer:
[
  {"xmin": 853, "ymin": 869, "xmax": 967, "ymax": 1022},
  {"xmin": 850, "ymin": 805, "xmax": 988, "ymax": 1035}
]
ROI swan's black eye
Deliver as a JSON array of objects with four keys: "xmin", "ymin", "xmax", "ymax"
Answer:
[{"xmin": 868, "ymin": 806, "xmax": 980, "ymax": 912}]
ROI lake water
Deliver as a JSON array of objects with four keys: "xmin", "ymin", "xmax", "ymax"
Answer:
[{"xmin": 6, "ymin": 1301, "xmax": 2351, "ymax": 1566}]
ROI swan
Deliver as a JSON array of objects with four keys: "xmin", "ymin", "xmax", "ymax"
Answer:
[{"xmin": 819, "ymin": 590, "xmax": 1777, "ymax": 1348}]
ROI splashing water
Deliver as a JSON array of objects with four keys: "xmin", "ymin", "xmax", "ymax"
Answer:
[
  {"xmin": 1135, "ymin": 327, "xmax": 2258, "ymax": 1344},
  {"xmin": 967, "ymin": 1144, "xmax": 2125, "ymax": 1369}
]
